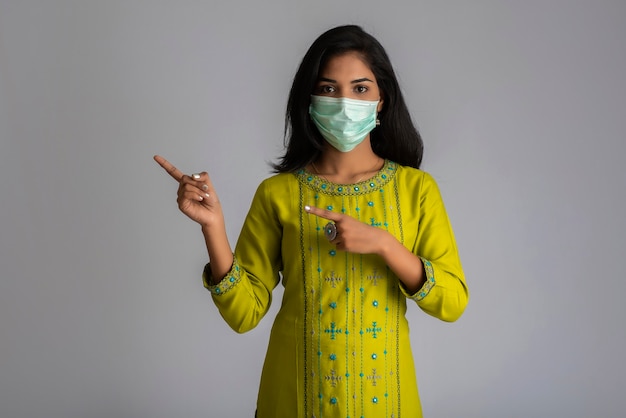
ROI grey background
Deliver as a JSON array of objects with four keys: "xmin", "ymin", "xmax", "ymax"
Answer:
[{"xmin": 1, "ymin": 1, "xmax": 625, "ymax": 417}]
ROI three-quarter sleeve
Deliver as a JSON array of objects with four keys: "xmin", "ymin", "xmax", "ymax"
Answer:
[
  {"xmin": 203, "ymin": 179, "xmax": 282, "ymax": 333},
  {"xmin": 403, "ymin": 172, "xmax": 469, "ymax": 322}
]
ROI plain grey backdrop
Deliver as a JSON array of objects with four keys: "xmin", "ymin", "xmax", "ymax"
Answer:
[{"xmin": 1, "ymin": 1, "xmax": 625, "ymax": 417}]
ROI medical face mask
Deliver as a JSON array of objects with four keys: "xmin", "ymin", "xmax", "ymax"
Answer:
[{"xmin": 309, "ymin": 95, "xmax": 379, "ymax": 152}]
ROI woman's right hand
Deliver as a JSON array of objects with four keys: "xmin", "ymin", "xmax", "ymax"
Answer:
[{"xmin": 154, "ymin": 155, "xmax": 223, "ymax": 229}]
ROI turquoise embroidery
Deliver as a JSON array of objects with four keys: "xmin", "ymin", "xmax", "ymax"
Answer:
[
  {"xmin": 295, "ymin": 160, "xmax": 397, "ymax": 196},
  {"xmin": 324, "ymin": 322, "xmax": 343, "ymax": 340},
  {"xmin": 369, "ymin": 218, "xmax": 382, "ymax": 227},
  {"xmin": 296, "ymin": 161, "xmax": 413, "ymax": 417},
  {"xmin": 206, "ymin": 256, "xmax": 242, "ymax": 296},
  {"xmin": 366, "ymin": 322, "xmax": 382, "ymax": 338},
  {"xmin": 415, "ymin": 258, "xmax": 436, "ymax": 301}
]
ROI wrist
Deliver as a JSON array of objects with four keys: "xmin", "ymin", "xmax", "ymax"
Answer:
[
  {"xmin": 375, "ymin": 230, "xmax": 396, "ymax": 258},
  {"xmin": 200, "ymin": 216, "xmax": 224, "ymax": 234}
]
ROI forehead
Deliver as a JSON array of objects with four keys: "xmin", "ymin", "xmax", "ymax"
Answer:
[{"xmin": 318, "ymin": 52, "xmax": 375, "ymax": 80}]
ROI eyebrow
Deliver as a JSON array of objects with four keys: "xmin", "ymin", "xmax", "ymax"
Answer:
[{"xmin": 318, "ymin": 77, "xmax": 374, "ymax": 84}]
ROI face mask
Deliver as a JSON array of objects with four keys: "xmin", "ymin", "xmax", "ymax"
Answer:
[{"xmin": 309, "ymin": 95, "xmax": 379, "ymax": 152}]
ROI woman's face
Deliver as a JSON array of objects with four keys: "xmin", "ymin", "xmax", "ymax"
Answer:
[{"xmin": 314, "ymin": 52, "xmax": 384, "ymax": 112}]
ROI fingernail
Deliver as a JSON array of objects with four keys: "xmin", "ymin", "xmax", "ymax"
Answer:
[
  {"xmin": 304, "ymin": 205, "xmax": 311, "ymax": 211},
  {"xmin": 202, "ymin": 184, "xmax": 209, "ymax": 191},
  {"xmin": 205, "ymin": 193, "xmax": 210, "ymax": 198},
  {"xmin": 198, "ymin": 195, "xmax": 204, "ymax": 201},
  {"xmin": 192, "ymin": 173, "xmax": 201, "ymax": 179}
]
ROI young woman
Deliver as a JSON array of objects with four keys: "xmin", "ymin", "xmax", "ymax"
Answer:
[{"xmin": 155, "ymin": 25, "xmax": 468, "ymax": 418}]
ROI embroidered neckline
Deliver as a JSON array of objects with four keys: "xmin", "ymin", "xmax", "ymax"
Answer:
[{"xmin": 295, "ymin": 160, "xmax": 397, "ymax": 196}]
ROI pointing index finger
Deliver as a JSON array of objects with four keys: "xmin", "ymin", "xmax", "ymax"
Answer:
[
  {"xmin": 154, "ymin": 155, "xmax": 183, "ymax": 182},
  {"xmin": 304, "ymin": 205, "xmax": 342, "ymax": 222}
]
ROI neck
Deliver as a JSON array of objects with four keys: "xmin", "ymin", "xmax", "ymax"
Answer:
[{"xmin": 311, "ymin": 138, "xmax": 383, "ymax": 184}]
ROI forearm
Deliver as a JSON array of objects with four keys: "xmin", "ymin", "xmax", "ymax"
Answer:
[
  {"xmin": 378, "ymin": 232, "xmax": 426, "ymax": 294},
  {"xmin": 201, "ymin": 223, "xmax": 234, "ymax": 283}
]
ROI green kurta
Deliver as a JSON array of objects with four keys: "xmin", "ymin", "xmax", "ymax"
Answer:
[{"xmin": 204, "ymin": 160, "xmax": 468, "ymax": 418}]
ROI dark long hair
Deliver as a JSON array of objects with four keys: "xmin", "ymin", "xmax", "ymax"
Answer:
[{"xmin": 272, "ymin": 25, "xmax": 423, "ymax": 172}]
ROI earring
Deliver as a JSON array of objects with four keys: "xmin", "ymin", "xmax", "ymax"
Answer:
[{"xmin": 376, "ymin": 118, "xmax": 381, "ymax": 126}]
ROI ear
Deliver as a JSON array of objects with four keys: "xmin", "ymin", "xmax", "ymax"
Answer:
[{"xmin": 377, "ymin": 92, "xmax": 384, "ymax": 112}]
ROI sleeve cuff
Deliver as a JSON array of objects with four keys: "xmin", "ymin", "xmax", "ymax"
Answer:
[
  {"xmin": 203, "ymin": 256, "xmax": 242, "ymax": 296},
  {"xmin": 400, "ymin": 257, "xmax": 436, "ymax": 301}
]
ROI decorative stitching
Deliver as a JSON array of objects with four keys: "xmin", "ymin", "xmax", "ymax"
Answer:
[
  {"xmin": 295, "ymin": 160, "xmax": 397, "ymax": 196},
  {"xmin": 325, "ymin": 369, "xmax": 342, "ymax": 387},
  {"xmin": 205, "ymin": 257, "xmax": 241, "ymax": 296},
  {"xmin": 299, "ymin": 182, "xmax": 309, "ymax": 418},
  {"xmin": 415, "ymin": 258, "xmax": 436, "ymax": 301}
]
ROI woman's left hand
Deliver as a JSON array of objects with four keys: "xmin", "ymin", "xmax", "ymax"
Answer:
[{"xmin": 305, "ymin": 205, "xmax": 391, "ymax": 255}]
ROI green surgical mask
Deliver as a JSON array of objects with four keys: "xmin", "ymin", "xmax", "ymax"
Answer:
[{"xmin": 309, "ymin": 95, "xmax": 379, "ymax": 152}]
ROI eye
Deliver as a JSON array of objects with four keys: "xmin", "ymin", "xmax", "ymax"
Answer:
[
  {"xmin": 355, "ymin": 85, "xmax": 369, "ymax": 94},
  {"xmin": 317, "ymin": 85, "xmax": 336, "ymax": 94}
]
